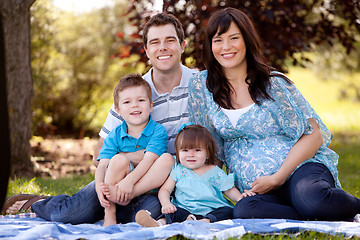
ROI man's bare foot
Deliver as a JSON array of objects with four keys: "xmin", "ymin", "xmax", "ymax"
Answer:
[
  {"xmin": 6, "ymin": 200, "xmax": 28, "ymax": 214},
  {"xmin": 2, "ymin": 194, "xmax": 48, "ymax": 215},
  {"xmin": 101, "ymin": 183, "xmax": 132, "ymax": 206}
]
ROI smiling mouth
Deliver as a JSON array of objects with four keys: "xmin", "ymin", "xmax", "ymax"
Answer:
[
  {"xmin": 157, "ymin": 55, "xmax": 171, "ymax": 60},
  {"xmin": 221, "ymin": 53, "xmax": 236, "ymax": 58},
  {"xmin": 130, "ymin": 111, "xmax": 142, "ymax": 115},
  {"xmin": 186, "ymin": 160, "xmax": 196, "ymax": 162}
]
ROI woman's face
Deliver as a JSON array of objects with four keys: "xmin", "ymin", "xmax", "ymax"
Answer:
[{"xmin": 211, "ymin": 22, "xmax": 247, "ymax": 71}]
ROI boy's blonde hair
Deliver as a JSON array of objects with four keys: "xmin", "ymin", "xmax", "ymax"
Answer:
[
  {"xmin": 113, "ymin": 73, "xmax": 152, "ymax": 109},
  {"xmin": 175, "ymin": 124, "xmax": 217, "ymax": 165}
]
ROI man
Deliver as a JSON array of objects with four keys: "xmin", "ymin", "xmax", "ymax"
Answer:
[{"xmin": 3, "ymin": 12, "xmax": 197, "ymax": 225}]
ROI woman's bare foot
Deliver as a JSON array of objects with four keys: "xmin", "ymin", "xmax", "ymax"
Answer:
[{"xmin": 101, "ymin": 183, "xmax": 131, "ymax": 206}]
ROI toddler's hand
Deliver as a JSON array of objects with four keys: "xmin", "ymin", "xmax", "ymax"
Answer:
[
  {"xmin": 241, "ymin": 189, "xmax": 256, "ymax": 198},
  {"xmin": 161, "ymin": 203, "xmax": 177, "ymax": 214}
]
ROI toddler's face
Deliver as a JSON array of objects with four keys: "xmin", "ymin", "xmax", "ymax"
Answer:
[{"xmin": 178, "ymin": 147, "xmax": 208, "ymax": 170}]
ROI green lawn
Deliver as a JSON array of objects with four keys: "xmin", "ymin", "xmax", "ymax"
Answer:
[{"xmin": 5, "ymin": 67, "xmax": 360, "ymax": 239}]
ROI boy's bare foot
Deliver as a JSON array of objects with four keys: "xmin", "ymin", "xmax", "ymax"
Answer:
[
  {"xmin": 103, "ymin": 213, "xmax": 117, "ymax": 227},
  {"xmin": 101, "ymin": 183, "xmax": 132, "ymax": 206},
  {"xmin": 101, "ymin": 183, "xmax": 117, "ymax": 202},
  {"xmin": 103, "ymin": 203, "xmax": 117, "ymax": 227}
]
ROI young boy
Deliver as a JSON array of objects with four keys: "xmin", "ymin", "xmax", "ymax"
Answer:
[{"xmin": 95, "ymin": 73, "xmax": 169, "ymax": 226}]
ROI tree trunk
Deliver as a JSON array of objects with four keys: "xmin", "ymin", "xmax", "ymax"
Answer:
[
  {"xmin": 0, "ymin": 12, "xmax": 11, "ymax": 211},
  {"xmin": 0, "ymin": 0, "xmax": 36, "ymax": 177}
]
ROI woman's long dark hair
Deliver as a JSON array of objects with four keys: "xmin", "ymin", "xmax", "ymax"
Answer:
[{"xmin": 203, "ymin": 8, "xmax": 273, "ymax": 109}]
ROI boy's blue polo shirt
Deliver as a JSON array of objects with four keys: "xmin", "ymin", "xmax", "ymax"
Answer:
[{"xmin": 97, "ymin": 116, "xmax": 168, "ymax": 161}]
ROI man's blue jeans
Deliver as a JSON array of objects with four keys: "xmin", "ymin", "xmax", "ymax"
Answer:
[
  {"xmin": 31, "ymin": 180, "xmax": 161, "ymax": 224},
  {"xmin": 234, "ymin": 162, "xmax": 360, "ymax": 221}
]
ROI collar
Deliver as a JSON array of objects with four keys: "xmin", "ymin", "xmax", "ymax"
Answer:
[
  {"xmin": 120, "ymin": 116, "xmax": 155, "ymax": 139},
  {"xmin": 142, "ymin": 64, "xmax": 198, "ymax": 97}
]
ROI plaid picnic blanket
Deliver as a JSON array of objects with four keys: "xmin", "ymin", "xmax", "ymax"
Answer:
[{"xmin": 1, "ymin": 213, "xmax": 360, "ymax": 240}]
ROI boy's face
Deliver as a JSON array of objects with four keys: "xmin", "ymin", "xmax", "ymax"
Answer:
[
  {"xmin": 144, "ymin": 24, "xmax": 185, "ymax": 73},
  {"xmin": 115, "ymin": 86, "xmax": 153, "ymax": 129}
]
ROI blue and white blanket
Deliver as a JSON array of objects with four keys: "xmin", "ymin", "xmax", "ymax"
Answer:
[{"xmin": 1, "ymin": 213, "xmax": 360, "ymax": 239}]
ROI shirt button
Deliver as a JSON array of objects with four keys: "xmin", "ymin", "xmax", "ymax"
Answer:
[{"xmin": 136, "ymin": 145, "xmax": 139, "ymax": 148}]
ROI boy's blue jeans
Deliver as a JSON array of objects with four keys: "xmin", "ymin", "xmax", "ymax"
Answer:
[
  {"xmin": 234, "ymin": 163, "xmax": 360, "ymax": 221},
  {"xmin": 31, "ymin": 180, "xmax": 161, "ymax": 224}
]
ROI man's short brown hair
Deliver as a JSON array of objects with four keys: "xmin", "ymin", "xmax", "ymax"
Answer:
[{"xmin": 142, "ymin": 12, "xmax": 185, "ymax": 48}]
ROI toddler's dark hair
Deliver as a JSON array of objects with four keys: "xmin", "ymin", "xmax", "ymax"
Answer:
[{"xmin": 175, "ymin": 124, "xmax": 217, "ymax": 165}]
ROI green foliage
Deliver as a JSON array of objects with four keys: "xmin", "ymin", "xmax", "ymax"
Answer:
[
  {"xmin": 30, "ymin": 0, "xmax": 144, "ymax": 137},
  {"xmin": 120, "ymin": 0, "xmax": 359, "ymax": 72}
]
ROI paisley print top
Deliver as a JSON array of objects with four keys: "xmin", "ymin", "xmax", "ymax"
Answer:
[{"xmin": 188, "ymin": 70, "xmax": 340, "ymax": 192}]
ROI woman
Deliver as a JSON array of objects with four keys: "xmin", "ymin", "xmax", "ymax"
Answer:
[{"xmin": 188, "ymin": 7, "xmax": 360, "ymax": 221}]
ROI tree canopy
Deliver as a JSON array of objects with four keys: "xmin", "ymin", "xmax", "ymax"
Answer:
[
  {"xmin": 30, "ymin": 0, "xmax": 145, "ymax": 137},
  {"xmin": 118, "ymin": 0, "xmax": 360, "ymax": 73}
]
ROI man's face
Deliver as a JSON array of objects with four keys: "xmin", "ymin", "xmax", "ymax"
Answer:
[{"xmin": 144, "ymin": 24, "xmax": 185, "ymax": 73}]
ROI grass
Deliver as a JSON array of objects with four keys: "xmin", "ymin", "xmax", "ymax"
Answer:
[
  {"xmin": 6, "ymin": 173, "xmax": 94, "ymax": 197},
  {"xmin": 5, "ymin": 67, "xmax": 360, "ymax": 239}
]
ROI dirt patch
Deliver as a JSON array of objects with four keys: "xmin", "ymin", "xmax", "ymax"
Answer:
[{"xmin": 31, "ymin": 138, "xmax": 98, "ymax": 179}]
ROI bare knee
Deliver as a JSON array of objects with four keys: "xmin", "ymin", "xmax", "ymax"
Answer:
[
  {"xmin": 109, "ymin": 153, "xmax": 130, "ymax": 168},
  {"xmin": 156, "ymin": 153, "xmax": 175, "ymax": 169},
  {"xmin": 105, "ymin": 154, "xmax": 130, "ymax": 184}
]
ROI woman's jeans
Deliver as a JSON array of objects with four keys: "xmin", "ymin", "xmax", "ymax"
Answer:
[
  {"xmin": 234, "ymin": 162, "xmax": 360, "ymax": 221},
  {"xmin": 31, "ymin": 180, "xmax": 161, "ymax": 224}
]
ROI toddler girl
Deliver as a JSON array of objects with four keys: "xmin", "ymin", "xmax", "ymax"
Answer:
[{"xmin": 135, "ymin": 124, "xmax": 254, "ymax": 227}]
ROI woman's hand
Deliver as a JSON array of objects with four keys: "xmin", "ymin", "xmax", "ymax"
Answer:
[
  {"xmin": 250, "ymin": 174, "xmax": 285, "ymax": 194},
  {"xmin": 161, "ymin": 203, "xmax": 177, "ymax": 214}
]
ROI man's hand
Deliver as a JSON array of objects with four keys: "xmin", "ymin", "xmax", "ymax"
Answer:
[{"xmin": 92, "ymin": 137, "xmax": 105, "ymax": 167}]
